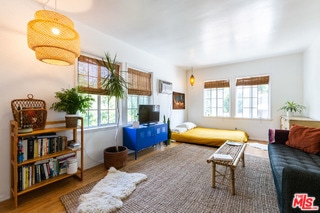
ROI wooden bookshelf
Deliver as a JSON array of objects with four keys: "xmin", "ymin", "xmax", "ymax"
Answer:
[{"xmin": 10, "ymin": 118, "xmax": 84, "ymax": 207}]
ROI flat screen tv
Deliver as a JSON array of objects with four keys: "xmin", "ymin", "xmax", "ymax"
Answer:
[{"xmin": 138, "ymin": 105, "xmax": 160, "ymax": 125}]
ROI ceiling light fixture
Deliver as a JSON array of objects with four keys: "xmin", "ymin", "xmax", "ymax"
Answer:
[
  {"xmin": 190, "ymin": 67, "xmax": 195, "ymax": 86},
  {"xmin": 27, "ymin": 0, "xmax": 80, "ymax": 66}
]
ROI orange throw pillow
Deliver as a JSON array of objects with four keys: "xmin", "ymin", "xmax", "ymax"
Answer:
[{"xmin": 286, "ymin": 125, "xmax": 320, "ymax": 154}]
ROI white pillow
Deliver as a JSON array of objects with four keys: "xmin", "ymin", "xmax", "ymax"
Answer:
[
  {"xmin": 176, "ymin": 122, "xmax": 197, "ymax": 130},
  {"xmin": 172, "ymin": 127, "xmax": 188, "ymax": 133}
]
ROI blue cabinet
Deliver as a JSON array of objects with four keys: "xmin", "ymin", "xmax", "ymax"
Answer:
[{"xmin": 123, "ymin": 123, "xmax": 168, "ymax": 159}]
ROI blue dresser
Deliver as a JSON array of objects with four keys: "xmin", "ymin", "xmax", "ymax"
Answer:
[{"xmin": 123, "ymin": 123, "xmax": 168, "ymax": 159}]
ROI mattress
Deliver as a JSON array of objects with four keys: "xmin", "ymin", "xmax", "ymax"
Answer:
[{"xmin": 171, "ymin": 127, "xmax": 249, "ymax": 147}]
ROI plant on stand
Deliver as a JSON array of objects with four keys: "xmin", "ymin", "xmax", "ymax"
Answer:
[
  {"xmin": 279, "ymin": 101, "xmax": 306, "ymax": 117},
  {"xmin": 50, "ymin": 87, "xmax": 94, "ymax": 128},
  {"xmin": 101, "ymin": 52, "xmax": 128, "ymax": 169}
]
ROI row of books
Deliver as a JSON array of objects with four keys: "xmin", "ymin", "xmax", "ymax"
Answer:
[
  {"xmin": 18, "ymin": 153, "xmax": 76, "ymax": 192},
  {"xmin": 18, "ymin": 133, "xmax": 68, "ymax": 163}
]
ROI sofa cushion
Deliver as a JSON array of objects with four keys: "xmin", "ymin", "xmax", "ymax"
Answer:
[
  {"xmin": 268, "ymin": 129, "xmax": 289, "ymax": 144},
  {"xmin": 285, "ymin": 125, "xmax": 320, "ymax": 154}
]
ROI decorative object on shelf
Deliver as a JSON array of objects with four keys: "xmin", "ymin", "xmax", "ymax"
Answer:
[
  {"xmin": 27, "ymin": 0, "xmax": 80, "ymax": 65},
  {"xmin": 279, "ymin": 101, "xmax": 306, "ymax": 117},
  {"xmin": 132, "ymin": 121, "xmax": 140, "ymax": 128},
  {"xmin": 190, "ymin": 67, "xmax": 195, "ymax": 86},
  {"xmin": 50, "ymin": 87, "xmax": 93, "ymax": 128},
  {"xmin": 100, "ymin": 52, "xmax": 128, "ymax": 169},
  {"xmin": 172, "ymin": 92, "xmax": 185, "ymax": 109},
  {"xmin": 11, "ymin": 94, "xmax": 47, "ymax": 130}
]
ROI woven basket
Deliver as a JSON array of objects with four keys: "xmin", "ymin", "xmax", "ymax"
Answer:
[{"xmin": 11, "ymin": 94, "xmax": 47, "ymax": 130}]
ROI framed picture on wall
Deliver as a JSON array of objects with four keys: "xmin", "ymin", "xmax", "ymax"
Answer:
[{"xmin": 172, "ymin": 92, "xmax": 185, "ymax": 109}]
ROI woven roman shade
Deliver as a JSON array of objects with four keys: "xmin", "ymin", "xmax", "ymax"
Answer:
[
  {"xmin": 78, "ymin": 55, "xmax": 120, "ymax": 95},
  {"xmin": 236, "ymin": 76, "xmax": 269, "ymax": 86},
  {"xmin": 27, "ymin": 10, "xmax": 80, "ymax": 66},
  {"xmin": 204, "ymin": 80, "xmax": 230, "ymax": 88},
  {"xmin": 128, "ymin": 68, "xmax": 152, "ymax": 96}
]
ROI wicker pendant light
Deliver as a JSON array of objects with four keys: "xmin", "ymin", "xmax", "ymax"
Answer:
[{"xmin": 27, "ymin": 10, "xmax": 80, "ymax": 66}]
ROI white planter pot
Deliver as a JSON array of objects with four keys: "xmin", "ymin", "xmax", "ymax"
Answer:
[
  {"xmin": 132, "ymin": 121, "xmax": 140, "ymax": 128},
  {"xmin": 286, "ymin": 111, "xmax": 293, "ymax": 117}
]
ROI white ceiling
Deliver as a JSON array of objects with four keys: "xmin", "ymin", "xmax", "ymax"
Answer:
[{"xmin": 40, "ymin": 0, "xmax": 320, "ymax": 68}]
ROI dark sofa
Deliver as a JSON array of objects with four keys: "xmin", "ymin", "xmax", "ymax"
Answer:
[{"xmin": 268, "ymin": 129, "xmax": 320, "ymax": 213}]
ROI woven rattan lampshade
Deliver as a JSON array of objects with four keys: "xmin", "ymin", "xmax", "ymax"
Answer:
[{"xmin": 27, "ymin": 10, "xmax": 80, "ymax": 66}]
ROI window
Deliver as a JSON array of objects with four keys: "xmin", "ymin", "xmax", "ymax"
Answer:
[
  {"xmin": 203, "ymin": 80, "xmax": 230, "ymax": 117},
  {"xmin": 127, "ymin": 68, "xmax": 152, "ymax": 123},
  {"xmin": 77, "ymin": 55, "xmax": 120, "ymax": 128},
  {"xmin": 235, "ymin": 75, "xmax": 270, "ymax": 119},
  {"xmin": 127, "ymin": 95, "xmax": 149, "ymax": 122}
]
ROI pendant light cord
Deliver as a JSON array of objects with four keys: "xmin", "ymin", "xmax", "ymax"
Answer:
[{"xmin": 42, "ymin": 0, "xmax": 57, "ymax": 11}]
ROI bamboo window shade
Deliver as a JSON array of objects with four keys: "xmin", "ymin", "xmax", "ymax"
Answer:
[
  {"xmin": 77, "ymin": 55, "xmax": 120, "ymax": 95},
  {"xmin": 204, "ymin": 80, "xmax": 230, "ymax": 88},
  {"xmin": 236, "ymin": 76, "xmax": 269, "ymax": 86},
  {"xmin": 127, "ymin": 68, "xmax": 152, "ymax": 96}
]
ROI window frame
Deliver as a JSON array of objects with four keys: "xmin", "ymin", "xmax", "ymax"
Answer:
[
  {"xmin": 126, "ymin": 67, "xmax": 152, "ymax": 123},
  {"xmin": 77, "ymin": 55, "xmax": 120, "ymax": 128},
  {"xmin": 235, "ymin": 75, "xmax": 270, "ymax": 119},
  {"xmin": 203, "ymin": 80, "xmax": 231, "ymax": 117}
]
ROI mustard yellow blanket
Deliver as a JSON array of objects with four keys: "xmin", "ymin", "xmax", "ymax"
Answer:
[{"xmin": 171, "ymin": 127, "xmax": 249, "ymax": 147}]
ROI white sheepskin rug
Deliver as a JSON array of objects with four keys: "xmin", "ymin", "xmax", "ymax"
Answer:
[
  {"xmin": 76, "ymin": 167, "xmax": 147, "ymax": 213},
  {"xmin": 249, "ymin": 142, "xmax": 268, "ymax": 151}
]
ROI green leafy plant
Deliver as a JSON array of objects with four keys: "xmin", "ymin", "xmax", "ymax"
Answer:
[
  {"xmin": 101, "ymin": 53, "xmax": 127, "ymax": 100},
  {"xmin": 101, "ymin": 52, "xmax": 128, "ymax": 151},
  {"xmin": 279, "ymin": 101, "xmax": 306, "ymax": 113},
  {"xmin": 50, "ymin": 87, "xmax": 94, "ymax": 114}
]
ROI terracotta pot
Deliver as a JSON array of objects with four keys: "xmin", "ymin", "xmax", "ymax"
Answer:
[{"xmin": 104, "ymin": 146, "xmax": 128, "ymax": 169}]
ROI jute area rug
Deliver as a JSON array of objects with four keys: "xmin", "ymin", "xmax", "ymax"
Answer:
[{"xmin": 61, "ymin": 143, "xmax": 278, "ymax": 213}]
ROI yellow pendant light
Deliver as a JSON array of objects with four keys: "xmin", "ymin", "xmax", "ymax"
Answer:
[
  {"xmin": 190, "ymin": 67, "xmax": 195, "ymax": 86},
  {"xmin": 27, "ymin": 9, "xmax": 80, "ymax": 66}
]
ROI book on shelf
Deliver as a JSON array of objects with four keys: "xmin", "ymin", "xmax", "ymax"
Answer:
[
  {"xmin": 17, "ymin": 156, "xmax": 69, "ymax": 191},
  {"xmin": 18, "ymin": 135, "xmax": 68, "ymax": 162},
  {"xmin": 56, "ymin": 153, "xmax": 76, "ymax": 175},
  {"xmin": 67, "ymin": 140, "xmax": 81, "ymax": 150}
]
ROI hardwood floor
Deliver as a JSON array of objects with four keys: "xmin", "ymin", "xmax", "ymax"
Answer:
[{"xmin": 0, "ymin": 141, "xmax": 268, "ymax": 212}]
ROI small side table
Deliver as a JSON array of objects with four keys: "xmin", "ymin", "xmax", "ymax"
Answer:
[{"xmin": 207, "ymin": 141, "xmax": 247, "ymax": 195}]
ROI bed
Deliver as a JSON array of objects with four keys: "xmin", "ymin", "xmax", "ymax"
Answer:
[{"xmin": 171, "ymin": 122, "xmax": 249, "ymax": 147}]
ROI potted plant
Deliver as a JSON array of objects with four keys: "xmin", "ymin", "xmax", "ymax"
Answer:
[
  {"xmin": 279, "ymin": 101, "xmax": 306, "ymax": 117},
  {"xmin": 101, "ymin": 52, "xmax": 128, "ymax": 169},
  {"xmin": 163, "ymin": 115, "xmax": 172, "ymax": 145},
  {"xmin": 50, "ymin": 87, "xmax": 94, "ymax": 127}
]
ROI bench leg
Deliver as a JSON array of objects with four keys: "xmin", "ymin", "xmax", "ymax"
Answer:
[
  {"xmin": 211, "ymin": 163, "xmax": 216, "ymax": 188},
  {"xmin": 230, "ymin": 167, "xmax": 235, "ymax": 195},
  {"xmin": 242, "ymin": 152, "xmax": 245, "ymax": 167}
]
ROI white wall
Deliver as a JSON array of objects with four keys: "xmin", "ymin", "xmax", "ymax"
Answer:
[
  {"xmin": 304, "ymin": 36, "xmax": 320, "ymax": 119},
  {"xmin": 186, "ymin": 53, "xmax": 304, "ymax": 141},
  {"xmin": 0, "ymin": 1, "xmax": 186, "ymax": 202}
]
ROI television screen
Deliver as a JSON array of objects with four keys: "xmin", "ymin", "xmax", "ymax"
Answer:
[{"xmin": 138, "ymin": 105, "xmax": 160, "ymax": 125}]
